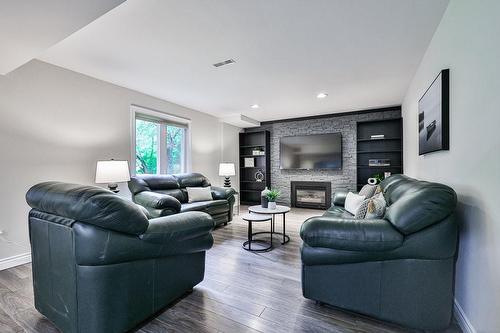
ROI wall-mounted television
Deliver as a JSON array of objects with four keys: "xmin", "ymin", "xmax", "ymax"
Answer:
[{"xmin": 280, "ymin": 133, "xmax": 342, "ymax": 170}]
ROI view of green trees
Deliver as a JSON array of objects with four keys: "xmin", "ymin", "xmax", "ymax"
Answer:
[
  {"xmin": 135, "ymin": 119, "xmax": 158, "ymax": 174},
  {"xmin": 166, "ymin": 125, "xmax": 184, "ymax": 174},
  {"xmin": 135, "ymin": 119, "xmax": 184, "ymax": 175}
]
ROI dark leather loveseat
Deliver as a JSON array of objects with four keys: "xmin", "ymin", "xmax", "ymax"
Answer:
[
  {"xmin": 129, "ymin": 173, "xmax": 236, "ymax": 226},
  {"xmin": 300, "ymin": 175, "xmax": 458, "ymax": 330},
  {"xmin": 26, "ymin": 182, "xmax": 214, "ymax": 333}
]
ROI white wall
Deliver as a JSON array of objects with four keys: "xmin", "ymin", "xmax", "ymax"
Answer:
[
  {"xmin": 402, "ymin": 1, "xmax": 500, "ymax": 332},
  {"xmin": 0, "ymin": 60, "xmax": 239, "ymax": 262},
  {"xmin": 221, "ymin": 122, "xmax": 242, "ymax": 192}
]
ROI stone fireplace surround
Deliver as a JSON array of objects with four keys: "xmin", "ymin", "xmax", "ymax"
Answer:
[{"xmin": 244, "ymin": 107, "xmax": 401, "ymax": 206}]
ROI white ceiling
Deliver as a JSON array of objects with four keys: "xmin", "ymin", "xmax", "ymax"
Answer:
[
  {"xmin": 0, "ymin": 0, "xmax": 125, "ymax": 75},
  {"xmin": 39, "ymin": 0, "xmax": 449, "ymax": 123}
]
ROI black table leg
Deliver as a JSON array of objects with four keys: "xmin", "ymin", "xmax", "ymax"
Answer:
[
  {"xmin": 282, "ymin": 213, "xmax": 286, "ymax": 244},
  {"xmin": 248, "ymin": 221, "xmax": 252, "ymax": 250},
  {"xmin": 270, "ymin": 218, "xmax": 273, "ymax": 247}
]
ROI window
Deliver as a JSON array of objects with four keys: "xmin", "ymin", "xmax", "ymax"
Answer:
[{"xmin": 132, "ymin": 106, "xmax": 190, "ymax": 175}]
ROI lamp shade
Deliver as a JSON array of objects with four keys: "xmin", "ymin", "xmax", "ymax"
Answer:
[
  {"xmin": 95, "ymin": 160, "xmax": 131, "ymax": 184},
  {"xmin": 218, "ymin": 163, "xmax": 236, "ymax": 176}
]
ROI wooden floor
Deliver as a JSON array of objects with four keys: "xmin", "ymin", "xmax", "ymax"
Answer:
[{"xmin": 0, "ymin": 206, "xmax": 462, "ymax": 333}]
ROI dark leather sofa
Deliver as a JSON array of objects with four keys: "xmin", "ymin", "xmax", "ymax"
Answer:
[
  {"xmin": 300, "ymin": 175, "xmax": 458, "ymax": 330},
  {"xmin": 128, "ymin": 173, "xmax": 236, "ymax": 226},
  {"xmin": 26, "ymin": 182, "xmax": 214, "ymax": 333}
]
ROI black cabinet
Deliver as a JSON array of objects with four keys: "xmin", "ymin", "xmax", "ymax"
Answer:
[
  {"xmin": 239, "ymin": 131, "xmax": 271, "ymax": 205},
  {"xmin": 356, "ymin": 119, "xmax": 403, "ymax": 191}
]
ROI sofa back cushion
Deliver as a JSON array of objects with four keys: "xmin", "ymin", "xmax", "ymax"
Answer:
[
  {"xmin": 27, "ymin": 182, "xmax": 149, "ymax": 235},
  {"xmin": 381, "ymin": 175, "xmax": 457, "ymax": 235},
  {"xmin": 174, "ymin": 173, "xmax": 211, "ymax": 188},
  {"xmin": 128, "ymin": 175, "xmax": 179, "ymax": 194}
]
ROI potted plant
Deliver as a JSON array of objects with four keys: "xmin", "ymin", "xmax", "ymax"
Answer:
[{"xmin": 266, "ymin": 189, "xmax": 280, "ymax": 209}]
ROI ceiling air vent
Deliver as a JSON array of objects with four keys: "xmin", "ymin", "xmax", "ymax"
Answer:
[{"xmin": 213, "ymin": 59, "xmax": 235, "ymax": 67}]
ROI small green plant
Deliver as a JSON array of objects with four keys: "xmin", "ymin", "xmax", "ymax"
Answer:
[
  {"xmin": 372, "ymin": 173, "xmax": 384, "ymax": 183},
  {"xmin": 266, "ymin": 189, "xmax": 280, "ymax": 202}
]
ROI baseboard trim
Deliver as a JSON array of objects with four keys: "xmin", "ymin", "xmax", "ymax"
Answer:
[
  {"xmin": 0, "ymin": 252, "xmax": 32, "ymax": 271},
  {"xmin": 454, "ymin": 299, "xmax": 476, "ymax": 333}
]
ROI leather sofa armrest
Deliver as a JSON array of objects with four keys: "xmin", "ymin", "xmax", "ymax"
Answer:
[
  {"xmin": 332, "ymin": 190, "xmax": 349, "ymax": 207},
  {"xmin": 300, "ymin": 216, "xmax": 403, "ymax": 252},
  {"xmin": 140, "ymin": 211, "xmax": 214, "ymax": 245},
  {"xmin": 134, "ymin": 191, "xmax": 181, "ymax": 213},
  {"xmin": 211, "ymin": 186, "xmax": 236, "ymax": 200}
]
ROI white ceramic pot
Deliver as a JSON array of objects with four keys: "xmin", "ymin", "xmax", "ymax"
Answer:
[{"xmin": 268, "ymin": 201, "xmax": 277, "ymax": 209}]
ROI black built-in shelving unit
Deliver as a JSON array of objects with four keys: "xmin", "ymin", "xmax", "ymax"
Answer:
[
  {"xmin": 239, "ymin": 131, "xmax": 271, "ymax": 205},
  {"xmin": 356, "ymin": 118, "xmax": 403, "ymax": 191}
]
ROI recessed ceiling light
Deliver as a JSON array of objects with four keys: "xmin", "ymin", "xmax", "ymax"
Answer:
[
  {"xmin": 317, "ymin": 92, "xmax": 328, "ymax": 99},
  {"xmin": 250, "ymin": 104, "xmax": 260, "ymax": 109}
]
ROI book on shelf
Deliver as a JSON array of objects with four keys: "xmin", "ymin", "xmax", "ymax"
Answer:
[
  {"xmin": 244, "ymin": 158, "xmax": 255, "ymax": 167},
  {"xmin": 370, "ymin": 134, "xmax": 385, "ymax": 140},
  {"xmin": 368, "ymin": 159, "xmax": 391, "ymax": 167}
]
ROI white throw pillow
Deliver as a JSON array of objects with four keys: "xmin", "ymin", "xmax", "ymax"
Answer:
[
  {"xmin": 344, "ymin": 192, "xmax": 366, "ymax": 215},
  {"xmin": 186, "ymin": 187, "xmax": 213, "ymax": 203}
]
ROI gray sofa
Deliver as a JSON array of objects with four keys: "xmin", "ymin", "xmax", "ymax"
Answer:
[
  {"xmin": 26, "ymin": 181, "xmax": 214, "ymax": 333},
  {"xmin": 300, "ymin": 175, "xmax": 458, "ymax": 330},
  {"xmin": 128, "ymin": 173, "xmax": 236, "ymax": 226}
]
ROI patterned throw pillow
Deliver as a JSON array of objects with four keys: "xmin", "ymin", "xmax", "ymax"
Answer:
[
  {"xmin": 365, "ymin": 193, "xmax": 387, "ymax": 219},
  {"xmin": 374, "ymin": 185, "xmax": 383, "ymax": 195},
  {"xmin": 359, "ymin": 184, "xmax": 377, "ymax": 199},
  {"xmin": 355, "ymin": 198, "xmax": 371, "ymax": 219}
]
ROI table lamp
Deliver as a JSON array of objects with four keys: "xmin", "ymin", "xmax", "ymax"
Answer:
[
  {"xmin": 95, "ymin": 160, "xmax": 131, "ymax": 193},
  {"xmin": 219, "ymin": 163, "xmax": 235, "ymax": 187}
]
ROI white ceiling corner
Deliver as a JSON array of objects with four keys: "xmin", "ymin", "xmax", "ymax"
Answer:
[{"xmin": 0, "ymin": 0, "xmax": 126, "ymax": 75}]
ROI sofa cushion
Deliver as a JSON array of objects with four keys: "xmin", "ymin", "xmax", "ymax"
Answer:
[
  {"xmin": 354, "ymin": 198, "xmax": 370, "ymax": 219},
  {"xmin": 174, "ymin": 173, "xmax": 210, "ymax": 188},
  {"xmin": 156, "ymin": 189, "xmax": 186, "ymax": 203},
  {"xmin": 385, "ymin": 184, "xmax": 457, "ymax": 235},
  {"xmin": 365, "ymin": 193, "xmax": 387, "ymax": 219},
  {"xmin": 186, "ymin": 186, "xmax": 213, "ymax": 203},
  {"xmin": 181, "ymin": 200, "xmax": 228, "ymax": 216},
  {"xmin": 344, "ymin": 192, "xmax": 366, "ymax": 215},
  {"xmin": 27, "ymin": 182, "xmax": 149, "ymax": 235},
  {"xmin": 359, "ymin": 184, "xmax": 377, "ymax": 198},
  {"xmin": 128, "ymin": 175, "xmax": 179, "ymax": 194},
  {"xmin": 324, "ymin": 206, "xmax": 354, "ymax": 219},
  {"xmin": 300, "ymin": 217, "xmax": 403, "ymax": 252}
]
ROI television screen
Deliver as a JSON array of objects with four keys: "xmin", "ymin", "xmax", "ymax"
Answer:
[{"xmin": 280, "ymin": 133, "xmax": 342, "ymax": 170}]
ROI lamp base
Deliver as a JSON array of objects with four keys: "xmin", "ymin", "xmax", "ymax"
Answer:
[
  {"xmin": 223, "ymin": 177, "xmax": 231, "ymax": 188},
  {"xmin": 108, "ymin": 183, "xmax": 119, "ymax": 193}
]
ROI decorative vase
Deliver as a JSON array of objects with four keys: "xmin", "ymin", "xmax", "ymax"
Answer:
[
  {"xmin": 261, "ymin": 187, "xmax": 270, "ymax": 208},
  {"xmin": 268, "ymin": 201, "xmax": 277, "ymax": 210}
]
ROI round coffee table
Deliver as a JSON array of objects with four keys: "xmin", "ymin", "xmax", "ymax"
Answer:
[
  {"xmin": 241, "ymin": 213, "xmax": 273, "ymax": 252},
  {"xmin": 248, "ymin": 205, "xmax": 291, "ymax": 245}
]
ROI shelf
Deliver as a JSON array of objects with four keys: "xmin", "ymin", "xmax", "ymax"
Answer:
[
  {"xmin": 357, "ymin": 165, "xmax": 402, "ymax": 168},
  {"xmin": 357, "ymin": 138, "xmax": 401, "ymax": 142},
  {"xmin": 357, "ymin": 150, "xmax": 402, "ymax": 154},
  {"xmin": 240, "ymin": 144, "xmax": 265, "ymax": 148},
  {"xmin": 240, "ymin": 130, "xmax": 270, "ymax": 191}
]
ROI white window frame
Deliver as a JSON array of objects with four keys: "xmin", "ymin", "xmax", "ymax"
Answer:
[{"xmin": 130, "ymin": 104, "xmax": 192, "ymax": 175}]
